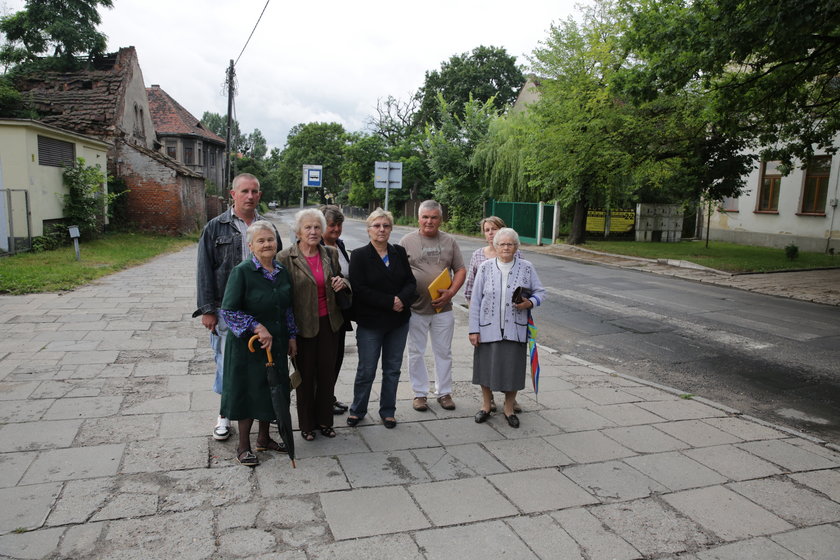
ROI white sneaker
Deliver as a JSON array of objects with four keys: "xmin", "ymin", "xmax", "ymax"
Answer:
[{"xmin": 213, "ymin": 416, "xmax": 230, "ymax": 441}]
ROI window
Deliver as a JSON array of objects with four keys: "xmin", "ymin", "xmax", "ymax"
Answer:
[
  {"xmin": 197, "ymin": 142, "xmax": 203, "ymax": 166},
  {"xmin": 721, "ymin": 196, "xmax": 739, "ymax": 212},
  {"xmin": 801, "ymin": 156, "xmax": 831, "ymax": 214},
  {"xmin": 37, "ymin": 135, "xmax": 75, "ymax": 167},
  {"xmin": 209, "ymin": 150, "xmax": 216, "ymax": 166},
  {"xmin": 757, "ymin": 160, "xmax": 782, "ymax": 212},
  {"xmin": 165, "ymin": 141, "xmax": 177, "ymax": 159},
  {"xmin": 183, "ymin": 141, "xmax": 194, "ymax": 165}
]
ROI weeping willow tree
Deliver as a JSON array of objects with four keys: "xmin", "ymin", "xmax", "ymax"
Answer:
[{"xmin": 472, "ymin": 111, "xmax": 541, "ymax": 202}]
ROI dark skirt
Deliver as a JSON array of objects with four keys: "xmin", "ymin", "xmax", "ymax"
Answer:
[{"xmin": 472, "ymin": 340, "xmax": 527, "ymax": 392}]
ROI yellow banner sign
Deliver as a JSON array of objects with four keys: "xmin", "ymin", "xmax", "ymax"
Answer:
[{"xmin": 586, "ymin": 209, "xmax": 635, "ymax": 233}]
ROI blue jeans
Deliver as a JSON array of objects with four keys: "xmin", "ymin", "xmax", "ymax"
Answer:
[
  {"xmin": 210, "ymin": 315, "xmax": 229, "ymax": 396},
  {"xmin": 350, "ymin": 322, "xmax": 409, "ymax": 419}
]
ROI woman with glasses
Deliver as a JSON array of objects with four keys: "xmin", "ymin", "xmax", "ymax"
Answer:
[
  {"xmin": 346, "ymin": 208, "xmax": 418, "ymax": 429},
  {"xmin": 468, "ymin": 228, "xmax": 545, "ymax": 429}
]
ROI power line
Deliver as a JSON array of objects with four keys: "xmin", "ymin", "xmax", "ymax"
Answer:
[{"xmin": 234, "ymin": 0, "xmax": 271, "ymax": 67}]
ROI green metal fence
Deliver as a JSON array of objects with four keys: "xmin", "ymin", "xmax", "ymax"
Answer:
[{"xmin": 488, "ymin": 200, "xmax": 554, "ymax": 244}]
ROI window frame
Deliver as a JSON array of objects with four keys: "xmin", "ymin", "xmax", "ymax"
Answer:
[
  {"xmin": 37, "ymin": 135, "xmax": 76, "ymax": 167},
  {"xmin": 799, "ymin": 155, "xmax": 831, "ymax": 216},
  {"xmin": 756, "ymin": 160, "xmax": 782, "ymax": 213}
]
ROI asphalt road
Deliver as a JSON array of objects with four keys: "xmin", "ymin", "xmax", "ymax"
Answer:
[{"xmin": 277, "ymin": 209, "xmax": 840, "ymax": 443}]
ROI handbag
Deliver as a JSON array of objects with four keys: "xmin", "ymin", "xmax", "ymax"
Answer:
[
  {"xmin": 288, "ymin": 357, "xmax": 302, "ymax": 389},
  {"xmin": 328, "ymin": 256, "xmax": 353, "ymax": 310},
  {"xmin": 512, "ymin": 286, "xmax": 532, "ymax": 304}
]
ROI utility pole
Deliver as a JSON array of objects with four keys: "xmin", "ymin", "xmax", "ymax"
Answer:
[{"xmin": 224, "ymin": 60, "xmax": 235, "ymax": 190}]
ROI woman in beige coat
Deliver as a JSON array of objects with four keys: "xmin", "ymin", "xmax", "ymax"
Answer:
[{"xmin": 279, "ymin": 209, "xmax": 351, "ymax": 441}]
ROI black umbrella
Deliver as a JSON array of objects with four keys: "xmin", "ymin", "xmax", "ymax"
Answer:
[{"xmin": 249, "ymin": 335, "xmax": 296, "ymax": 468}]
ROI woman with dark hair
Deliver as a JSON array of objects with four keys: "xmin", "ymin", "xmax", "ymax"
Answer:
[{"xmin": 346, "ymin": 208, "xmax": 417, "ymax": 429}]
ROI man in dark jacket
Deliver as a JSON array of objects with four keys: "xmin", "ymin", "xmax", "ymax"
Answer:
[{"xmin": 193, "ymin": 173, "xmax": 282, "ymax": 440}]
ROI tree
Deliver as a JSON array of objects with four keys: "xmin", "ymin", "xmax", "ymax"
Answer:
[
  {"xmin": 619, "ymin": 0, "xmax": 840, "ymax": 165},
  {"xmin": 62, "ymin": 157, "xmax": 119, "ymax": 239},
  {"xmin": 341, "ymin": 132, "xmax": 386, "ymax": 207},
  {"xmin": 415, "ymin": 45, "xmax": 524, "ymax": 128},
  {"xmin": 0, "ymin": 0, "xmax": 114, "ymax": 68},
  {"xmin": 277, "ymin": 122, "xmax": 347, "ymax": 205},
  {"xmin": 201, "ymin": 111, "xmax": 243, "ymax": 153},
  {"xmin": 425, "ymin": 94, "xmax": 497, "ymax": 232}
]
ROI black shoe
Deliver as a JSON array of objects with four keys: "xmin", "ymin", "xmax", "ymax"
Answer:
[
  {"xmin": 504, "ymin": 413, "xmax": 520, "ymax": 428},
  {"xmin": 474, "ymin": 410, "xmax": 491, "ymax": 424},
  {"xmin": 346, "ymin": 416, "xmax": 361, "ymax": 427},
  {"xmin": 333, "ymin": 401, "xmax": 348, "ymax": 415},
  {"xmin": 382, "ymin": 418, "xmax": 397, "ymax": 429}
]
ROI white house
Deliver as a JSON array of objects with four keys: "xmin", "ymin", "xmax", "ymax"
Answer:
[
  {"xmin": 710, "ymin": 139, "xmax": 840, "ymax": 253},
  {"xmin": 0, "ymin": 119, "xmax": 110, "ymax": 253}
]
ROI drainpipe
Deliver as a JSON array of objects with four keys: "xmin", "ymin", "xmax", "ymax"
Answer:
[{"xmin": 826, "ymin": 157, "xmax": 840, "ymax": 253}]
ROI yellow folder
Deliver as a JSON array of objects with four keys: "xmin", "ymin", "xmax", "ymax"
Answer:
[{"xmin": 427, "ymin": 268, "xmax": 451, "ymax": 313}]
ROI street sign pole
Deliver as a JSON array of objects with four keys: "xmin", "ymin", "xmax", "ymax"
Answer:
[{"xmin": 374, "ymin": 161, "xmax": 403, "ymax": 213}]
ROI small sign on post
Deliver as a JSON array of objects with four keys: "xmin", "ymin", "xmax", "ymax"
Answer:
[
  {"xmin": 68, "ymin": 225, "xmax": 81, "ymax": 261},
  {"xmin": 301, "ymin": 165, "xmax": 323, "ymax": 208},
  {"xmin": 374, "ymin": 161, "xmax": 403, "ymax": 212}
]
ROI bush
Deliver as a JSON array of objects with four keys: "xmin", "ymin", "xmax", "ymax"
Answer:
[
  {"xmin": 62, "ymin": 158, "xmax": 120, "ymax": 240},
  {"xmin": 785, "ymin": 244, "xmax": 799, "ymax": 261},
  {"xmin": 31, "ymin": 222, "xmax": 68, "ymax": 252}
]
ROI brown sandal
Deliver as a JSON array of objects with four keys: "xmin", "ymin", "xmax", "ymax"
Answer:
[
  {"xmin": 236, "ymin": 448, "xmax": 259, "ymax": 467},
  {"xmin": 255, "ymin": 439, "xmax": 287, "ymax": 453}
]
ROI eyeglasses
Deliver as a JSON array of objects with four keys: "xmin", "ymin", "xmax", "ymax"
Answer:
[
  {"xmin": 369, "ymin": 223, "xmax": 392, "ymax": 229},
  {"xmin": 497, "ymin": 243, "xmax": 515, "ymax": 248}
]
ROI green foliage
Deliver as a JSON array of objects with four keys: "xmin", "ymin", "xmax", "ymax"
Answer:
[
  {"xmin": 415, "ymin": 45, "xmax": 524, "ymax": 128},
  {"xmin": 0, "ymin": 233, "xmax": 194, "ymax": 294},
  {"xmin": 342, "ymin": 132, "xmax": 385, "ymax": 207},
  {"xmin": 785, "ymin": 244, "xmax": 799, "ymax": 261},
  {"xmin": 31, "ymin": 222, "xmax": 69, "ymax": 252},
  {"xmin": 618, "ymin": 0, "xmax": 840, "ymax": 165},
  {"xmin": 0, "ymin": 0, "xmax": 114, "ymax": 68},
  {"xmin": 62, "ymin": 158, "xmax": 119, "ymax": 240},
  {"xmin": 426, "ymin": 95, "xmax": 497, "ymax": 232},
  {"xmin": 277, "ymin": 122, "xmax": 347, "ymax": 205}
]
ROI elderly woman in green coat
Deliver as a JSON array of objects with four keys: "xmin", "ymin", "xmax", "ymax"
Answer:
[{"xmin": 220, "ymin": 220, "xmax": 297, "ymax": 467}]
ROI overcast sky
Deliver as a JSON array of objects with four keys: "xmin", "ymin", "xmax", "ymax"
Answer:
[{"xmin": 3, "ymin": 0, "xmax": 585, "ymax": 149}]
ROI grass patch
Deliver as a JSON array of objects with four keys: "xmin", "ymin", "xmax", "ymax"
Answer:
[
  {"xmin": 579, "ymin": 239, "xmax": 840, "ymax": 273},
  {"xmin": 0, "ymin": 232, "xmax": 195, "ymax": 294}
]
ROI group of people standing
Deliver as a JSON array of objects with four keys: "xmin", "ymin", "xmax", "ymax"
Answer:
[{"xmin": 195, "ymin": 174, "xmax": 544, "ymax": 467}]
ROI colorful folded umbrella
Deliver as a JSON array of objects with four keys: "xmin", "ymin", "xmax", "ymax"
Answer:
[{"xmin": 527, "ymin": 311, "xmax": 540, "ymax": 403}]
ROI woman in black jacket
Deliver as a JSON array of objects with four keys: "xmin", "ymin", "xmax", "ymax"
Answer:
[{"xmin": 346, "ymin": 208, "xmax": 417, "ymax": 429}]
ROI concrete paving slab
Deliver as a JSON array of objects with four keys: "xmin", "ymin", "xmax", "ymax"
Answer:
[
  {"xmin": 696, "ymin": 536, "xmax": 804, "ymax": 560},
  {"xmin": 91, "ymin": 492, "xmax": 158, "ymax": 521},
  {"xmin": 122, "ymin": 393, "xmax": 190, "ymax": 415},
  {"xmin": 591, "ymin": 497, "xmax": 715, "ymax": 556},
  {"xmin": 46, "ymin": 478, "xmax": 113, "ymax": 526},
  {"xmin": 0, "ymin": 399, "xmax": 52, "ymax": 422},
  {"xmin": 489, "ymin": 467, "xmax": 599, "ymax": 513},
  {"xmin": 682, "ymin": 444, "xmax": 784, "ymax": 481},
  {"xmin": 257, "ymin": 497, "xmax": 320, "ymax": 527},
  {"xmin": 339, "ymin": 450, "xmax": 430, "ymax": 487},
  {"xmin": 59, "ymin": 350, "xmax": 120, "ymax": 365},
  {"xmin": 20, "ymin": 443, "xmax": 123, "ymax": 484},
  {"xmin": 158, "ymin": 410, "xmax": 215, "ymax": 439},
  {"xmin": 76, "ymin": 414, "xmax": 161, "ymax": 445},
  {"xmin": 545, "ymin": 430, "xmax": 637, "ymax": 463},
  {"xmin": 255, "ymin": 455, "xmax": 350, "ymax": 497},
  {"xmin": 0, "ymin": 381, "xmax": 39, "ymax": 400},
  {"xmin": 414, "ymin": 520, "xmax": 538, "ymax": 560},
  {"xmin": 0, "ymin": 527, "xmax": 64, "ymax": 560},
  {"xmin": 218, "ymin": 527, "xmax": 277, "ymax": 557},
  {"xmin": 655, "ymin": 419, "xmax": 744, "ymax": 447},
  {"xmin": 307, "ymin": 534, "xmax": 424, "ymax": 560},
  {"xmin": 121, "ymin": 437, "xmax": 204, "ymax": 474},
  {"xmin": 507, "ymin": 513, "xmax": 585, "ymax": 559},
  {"xmin": 551, "ymin": 507, "xmax": 641, "ymax": 560},
  {"xmin": 788, "ymin": 469, "xmax": 840, "ymax": 502},
  {"xmin": 102, "ymin": 509, "xmax": 215, "ymax": 560},
  {"xmin": 636, "ymin": 399, "xmax": 727, "ymax": 420},
  {"xmin": 357, "ymin": 421, "xmax": 439, "ymax": 452},
  {"xmin": 663, "ymin": 485, "xmax": 793, "ymax": 541},
  {"xmin": 417, "ymin": 443, "xmax": 509, "ymax": 478},
  {"xmin": 159, "ymin": 467, "xmax": 254, "ymax": 511},
  {"xmin": 422, "ymin": 417, "xmax": 506, "ymax": 446},
  {"xmin": 769, "ymin": 523, "xmax": 840, "ymax": 560},
  {"xmin": 529, "ymin": 389, "xmax": 593, "ymax": 409},
  {"xmin": 574, "ymin": 387, "xmax": 640, "ymax": 405},
  {"xmin": 587, "ymin": 402, "xmax": 665, "ymax": 426},
  {"xmin": 409, "ymin": 476, "xmax": 518, "ymax": 525},
  {"xmin": 623, "ymin": 452, "xmax": 728, "ymax": 491},
  {"xmin": 58, "ymin": 521, "xmax": 105, "ymax": 559},
  {"xmin": 563, "ymin": 460, "xmax": 669, "ymax": 501},
  {"xmin": 622, "ymin": 385, "xmax": 681, "ymax": 401},
  {"xmin": 541, "ymin": 407, "xmax": 617, "ymax": 432},
  {"xmin": 0, "ymin": 449, "xmax": 36, "ymax": 488},
  {"xmin": 189, "ymin": 389, "xmax": 218, "ymax": 411},
  {"xmin": 483, "ymin": 436, "xmax": 573, "ymax": 470},
  {"xmin": 292, "ymin": 428, "xmax": 370, "ymax": 458},
  {"xmin": 737, "ymin": 439, "xmax": 840, "ymax": 471},
  {"xmin": 0, "ymin": 482, "xmax": 62, "ymax": 533},
  {"xmin": 43, "ymin": 395, "xmax": 123, "ymax": 420},
  {"xmin": 320, "ymin": 486, "xmax": 429, "ymax": 540},
  {"xmin": 727, "ymin": 477, "xmax": 840, "ymax": 525},
  {"xmin": 603, "ymin": 424, "xmax": 689, "ymax": 453},
  {"xmin": 702, "ymin": 416, "xmax": 787, "ymax": 441},
  {"xmin": 133, "ymin": 360, "xmax": 190, "ymax": 377}
]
